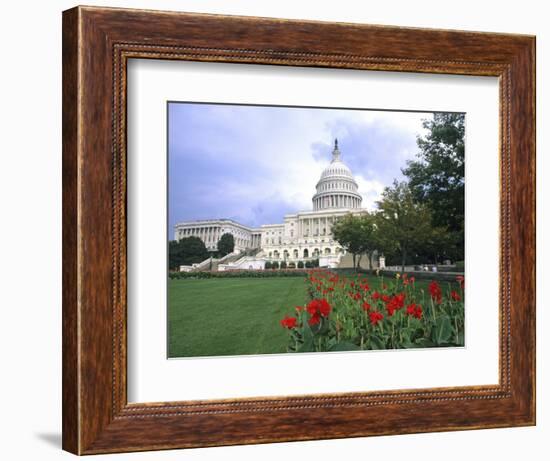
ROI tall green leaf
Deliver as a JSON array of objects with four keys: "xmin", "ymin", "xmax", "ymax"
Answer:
[{"xmin": 432, "ymin": 315, "xmax": 453, "ymax": 345}]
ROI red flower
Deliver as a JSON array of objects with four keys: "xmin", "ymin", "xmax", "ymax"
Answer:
[
  {"xmin": 456, "ymin": 275, "xmax": 465, "ymax": 289},
  {"xmin": 372, "ymin": 291, "xmax": 381, "ymax": 300},
  {"xmin": 353, "ymin": 292, "xmax": 362, "ymax": 301},
  {"xmin": 318, "ymin": 298, "xmax": 331, "ymax": 317},
  {"xmin": 406, "ymin": 303, "xmax": 423, "ymax": 319},
  {"xmin": 308, "ymin": 314, "xmax": 321, "ymax": 325},
  {"xmin": 409, "ymin": 276, "xmax": 415, "ymax": 284},
  {"xmin": 369, "ymin": 311, "xmax": 384, "ymax": 326},
  {"xmin": 394, "ymin": 293, "xmax": 405, "ymax": 308},
  {"xmin": 406, "ymin": 304, "xmax": 416, "ymax": 315},
  {"xmin": 280, "ymin": 316, "xmax": 297, "ymax": 329},
  {"xmin": 361, "ymin": 283, "xmax": 370, "ymax": 291},
  {"xmin": 295, "ymin": 305, "xmax": 303, "ymax": 312},
  {"xmin": 413, "ymin": 305, "xmax": 423, "ymax": 319},
  {"xmin": 385, "ymin": 294, "xmax": 405, "ymax": 316},
  {"xmin": 381, "ymin": 294, "xmax": 390, "ymax": 303},
  {"xmin": 362, "ymin": 301, "xmax": 371, "ymax": 311},
  {"xmin": 306, "ymin": 300, "xmax": 318, "ymax": 316},
  {"xmin": 428, "ymin": 281, "xmax": 442, "ymax": 304},
  {"xmin": 450, "ymin": 290, "xmax": 461, "ymax": 301},
  {"xmin": 306, "ymin": 298, "xmax": 332, "ymax": 319}
]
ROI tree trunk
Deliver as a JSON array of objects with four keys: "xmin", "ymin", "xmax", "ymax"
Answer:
[
  {"xmin": 401, "ymin": 248, "xmax": 407, "ymax": 273},
  {"xmin": 352, "ymin": 253, "xmax": 357, "ymax": 272}
]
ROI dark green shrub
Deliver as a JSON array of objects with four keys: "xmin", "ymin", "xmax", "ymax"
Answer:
[
  {"xmin": 280, "ymin": 261, "xmax": 287, "ymax": 269},
  {"xmin": 297, "ymin": 261, "xmax": 304, "ymax": 269},
  {"xmin": 264, "ymin": 261, "xmax": 272, "ymax": 270},
  {"xmin": 168, "ymin": 269, "xmax": 309, "ymax": 279}
]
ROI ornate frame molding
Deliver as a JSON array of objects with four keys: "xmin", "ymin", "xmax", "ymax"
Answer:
[{"xmin": 63, "ymin": 6, "xmax": 535, "ymax": 454}]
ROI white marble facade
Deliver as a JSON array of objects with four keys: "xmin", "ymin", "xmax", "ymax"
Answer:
[{"xmin": 174, "ymin": 140, "xmax": 367, "ymax": 263}]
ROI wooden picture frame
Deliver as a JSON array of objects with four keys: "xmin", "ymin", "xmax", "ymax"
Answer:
[{"xmin": 62, "ymin": 5, "xmax": 536, "ymax": 455}]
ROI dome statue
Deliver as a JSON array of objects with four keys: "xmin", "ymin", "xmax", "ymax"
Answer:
[{"xmin": 312, "ymin": 139, "xmax": 363, "ymax": 211}]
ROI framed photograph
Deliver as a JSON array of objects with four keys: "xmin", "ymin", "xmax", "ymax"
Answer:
[{"xmin": 62, "ymin": 6, "xmax": 535, "ymax": 454}]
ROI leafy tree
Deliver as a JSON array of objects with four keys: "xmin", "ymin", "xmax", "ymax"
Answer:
[
  {"xmin": 416, "ymin": 226, "xmax": 457, "ymax": 266},
  {"xmin": 375, "ymin": 181, "xmax": 440, "ymax": 272},
  {"xmin": 332, "ymin": 213, "xmax": 377, "ymax": 271},
  {"xmin": 403, "ymin": 112, "xmax": 465, "ymax": 260},
  {"xmin": 217, "ymin": 232, "xmax": 235, "ymax": 256},
  {"xmin": 168, "ymin": 236, "xmax": 208, "ymax": 270}
]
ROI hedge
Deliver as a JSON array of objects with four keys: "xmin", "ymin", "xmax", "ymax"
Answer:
[
  {"xmin": 371, "ymin": 269, "xmax": 464, "ymax": 283},
  {"xmin": 169, "ymin": 270, "xmax": 310, "ymax": 279}
]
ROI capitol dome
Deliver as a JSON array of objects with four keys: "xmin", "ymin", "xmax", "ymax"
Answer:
[{"xmin": 312, "ymin": 139, "xmax": 362, "ymax": 211}]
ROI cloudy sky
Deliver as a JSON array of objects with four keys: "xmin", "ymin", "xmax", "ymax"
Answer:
[{"xmin": 168, "ymin": 102, "xmax": 432, "ymax": 231}]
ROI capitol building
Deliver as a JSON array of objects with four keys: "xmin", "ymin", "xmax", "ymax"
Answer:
[{"xmin": 175, "ymin": 140, "xmax": 372, "ymax": 271}]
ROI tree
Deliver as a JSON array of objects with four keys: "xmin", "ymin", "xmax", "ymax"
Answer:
[
  {"xmin": 402, "ymin": 112, "xmax": 465, "ymax": 260},
  {"xmin": 217, "ymin": 232, "xmax": 235, "ymax": 256},
  {"xmin": 416, "ymin": 226, "xmax": 457, "ymax": 266},
  {"xmin": 168, "ymin": 236, "xmax": 208, "ymax": 270},
  {"xmin": 332, "ymin": 213, "xmax": 377, "ymax": 271},
  {"xmin": 375, "ymin": 181, "xmax": 440, "ymax": 272}
]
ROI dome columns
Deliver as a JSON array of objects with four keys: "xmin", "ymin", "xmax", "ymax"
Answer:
[{"xmin": 312, "ymin": 139, "xmax": 363, "ymax": 211}]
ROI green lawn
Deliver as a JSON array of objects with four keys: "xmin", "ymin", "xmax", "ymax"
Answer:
[
  {"xmin": 168, "ymin": 277, "xmax": 308, "ymax": 358},
  {"xmin": 168, "ymin": 275, "xmax": 436, "ymax": 358}
]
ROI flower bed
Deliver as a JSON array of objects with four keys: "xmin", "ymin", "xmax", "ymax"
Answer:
[{"xmin": 280, "ymin": 269, "xmax": 465, "ymax": 352}]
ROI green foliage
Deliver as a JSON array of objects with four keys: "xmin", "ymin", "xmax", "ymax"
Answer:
[
  {"xmin": 169, "ymin": 269, "xmax": 309, "ymax": 279},
  {"xmin": 281, "ymin": 270, "xmax": 465, "ymax": 353},
  {"xmin": 168, "ymin": 237, "xmax": 208, "ymax": 270},
  {"xmin": 376, "ymin": 270, "xmax": 462, "ymax": 283},
  {"xmin": 280, "ymin": 261, "xmax": 288, "ymax": 269},
  {"xmin": 217, "ymin": 232, "xmax": 235, "ymax": 256},
  {"xmin": 297, "ymin": 261, "xmax": 304, "ymax": 269},
  {"xmin": 375, "ymin": 181, "xmax": 448, "ymax": 272},
  {"xmin": 264, "ymin": 261, "xmax": 272, "ymax": 270},
  {"xmin": 403, "ymin": 113, "xmax": 465, "ymax": 260},
  {"xmin": 288, "ymin": 262, "xmax": 296, "ymax": 269},
  {"xmin": 272, "ymin": 261, "xmax": 280, "ymax": 269},
  {"xmin": 305, "ymin": 261, "xmax": 313, "ymax": 269},
  {"xmin": 433, "ymin": 315, "xmax": 453, "ymax": 344},
  {"xmin": 332, "ymin": 213, "xmax": 377, "ymax": 270}
]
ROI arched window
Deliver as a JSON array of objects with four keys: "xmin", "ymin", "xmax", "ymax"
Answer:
[{"xmin": 303, "ymin": 249, "xmax": 309, "ymax": 258}]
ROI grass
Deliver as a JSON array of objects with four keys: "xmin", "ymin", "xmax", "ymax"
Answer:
[
  {"xmin": 168, "ymin": 277, "xmax": 307, "ymax": 358},
  {"xmin": 168, "ymin": 274, "xmax": 436, "ymax": 358}
]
